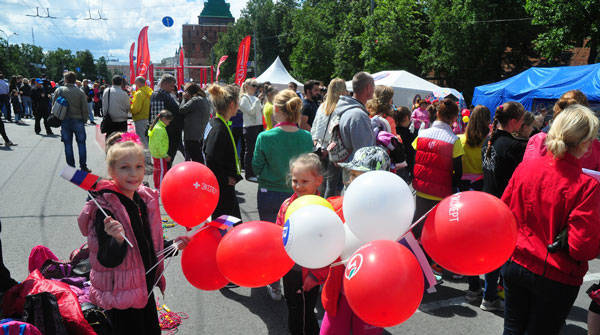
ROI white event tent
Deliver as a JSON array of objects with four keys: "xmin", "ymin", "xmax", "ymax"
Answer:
[
  {"xmin": 346, "ymin": 70, "xmax": 465, "ymax": 108},
  {"xmin": 256, "ymin": 56, "xmax": 303, "ymax": 91}
]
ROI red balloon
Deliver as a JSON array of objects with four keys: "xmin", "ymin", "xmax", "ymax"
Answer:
[
  {"xmin": 461, "ymin": 108, "xmax": 470, "ymax": 117},
  {"xmin": 216, "ymin": 221, "xmax": 294, "ymax": 287},
  {"xmin": 160, "ymin": 162, "xmax": 219, "ymax": 228},
  {"xmin": 343, "ymin": 240, "xmax": 424, "ymax": 327},
  {"xmin": 181, "ymin": 227, "xmax": 229, "ymax": 290},
  {"xmin": 421, "ymin": 191, "xmax": 517, "ymax": 275}
]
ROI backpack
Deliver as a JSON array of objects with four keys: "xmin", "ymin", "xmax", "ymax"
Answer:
[
  {"xmin": 81, "ymin": 303, "xmax": 112, "ymax": 335},
  {"xmin": 50, "ymin": 88, "xmax": 68, "ymax": 121},
  {"xmin": 325, "ymin": 108, "xmax": 352, "ymax": 164},
  {"xmin": 22, "ymin": 292, "xmax": 68, "ymax": 335},
  {"xmin": 0, "ymin": 319, "xmax": 42, "ymax": 335}
]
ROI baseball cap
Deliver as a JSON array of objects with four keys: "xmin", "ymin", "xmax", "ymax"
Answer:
[{"xmin": 338, "ymin": 146, "xmax": 390, "ymax": 172}]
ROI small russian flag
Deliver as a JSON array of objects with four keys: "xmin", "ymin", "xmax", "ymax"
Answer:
[
  {"xmin": 60, "ymin": 165, "xmax": 100, "ymax": 191},
  {"xmin": 208, "ymin": 215, "xmax": 241, "ymax": 230}
]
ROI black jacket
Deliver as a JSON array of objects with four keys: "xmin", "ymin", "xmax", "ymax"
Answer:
[
  {"xmin": 482, "ymin": 129, "xmax": 526, "ymax": 198},
  {"xmin": 204, "ymin": 117, "xmax": 242, "ymax": 186}
]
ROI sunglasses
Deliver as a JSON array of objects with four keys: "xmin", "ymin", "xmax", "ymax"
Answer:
[{"xmin": 251, "ymin": 84, "xmax": 258, "ymax": 88}]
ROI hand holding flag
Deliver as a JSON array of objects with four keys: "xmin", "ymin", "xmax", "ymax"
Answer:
[{"xmin": 60, "ymin": 166, "xmax": 133, "ymax": 248}]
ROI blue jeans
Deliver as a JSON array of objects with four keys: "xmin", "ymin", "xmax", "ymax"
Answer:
[
  {"xmin": 502, "ymin": 261, "xmax": 579, "ymax": 335},
  {"xmin": 87, "ymin": 102, "xmax": 94, "ymax": 123},
  {"xmin": 483, "ymin": 268, "xmax": 501, "ymax": 301},
  {"xmin": 61, "ymin": 118, "xmax": 87, "ymax": 168},
  {"xmin": 22, "ymin": 96, "xmax": 32, "ymax": 117},
  {"xmin": 257, "ymin": 188, "xmax": 293, "ymax": 223}
]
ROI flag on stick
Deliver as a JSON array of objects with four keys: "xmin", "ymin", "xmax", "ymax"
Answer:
[{"xmin": 60, "ymin": 165, "xmax": 100, "ymax": 191}]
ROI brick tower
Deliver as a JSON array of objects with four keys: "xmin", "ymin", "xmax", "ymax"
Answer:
[{"xmin": 182, "ymin": 0, "xmax": 235, "ymax": 82}]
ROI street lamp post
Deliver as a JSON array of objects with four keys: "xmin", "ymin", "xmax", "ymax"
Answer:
[{"xmin": 202, "ymin": 35, "xmax": 215, "ymax": 68}]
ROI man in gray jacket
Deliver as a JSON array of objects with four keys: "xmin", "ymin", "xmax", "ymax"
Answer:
[
  {"xmin": 102, "ymin": 75, "xmax": 131, "ymax": 135},
  {"xmin": 334, "ymin": 71, "xmax": 376, "ymax": 161},
  {"xmin": 53, "ymin": 71, "xmax": 91, "ymax": 172}
]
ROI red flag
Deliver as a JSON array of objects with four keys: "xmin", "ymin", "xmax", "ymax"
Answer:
[
  {"xmin": 235, "ymin": 36, "xmax": 251, "ymax": 86},
  {"xmin": 177, "ymin": 47, "xmax": 184, "ymax": 90},
  {"xmin": 216, "ymin": 55, "xmax": 228, "ymax": 82},
  {"xmin": 129, "ymin": 42, "xmax": 136, "ymax": 85},
  {"xmin": 148, "ymin": 63, "xmax": 154, "ymax": 88},
  {"xmin": 136, "ymin": 26, "xmax": 150, "ymax": 78}
]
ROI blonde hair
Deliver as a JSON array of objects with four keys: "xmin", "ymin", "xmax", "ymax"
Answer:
[
  {"xmin": 371, "ymin": 85, "xmax": 394, "ymax": 116},
  {"xmin": 240, "ymin": 78, "xmax": 258, "ymax": 96},
  {"xmin": 273, "ymin": 89, "xmax": 303, "ymax": 123},
  {"xmin": 323, "ymin": 78, "xmax": 347, "ymax": 116},
  {"xmin": 290, "ymin": 153, "xmax": 323, "ymax": 178},
  {"xmin": 546, "ymin": 104, "xmax": 599, "ymax": 159},
  {"xmin": 105, "ymin": 132, "xmax": 144, "ymax": 168},
  {"xmin": 208, "ymin": 83, "xmax": 240, "ymax": 114}
]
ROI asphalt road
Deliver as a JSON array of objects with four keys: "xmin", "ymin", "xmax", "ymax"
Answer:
[{"xmin": 0, "ymin": 117, "xmax": 597, "ymax": 334}]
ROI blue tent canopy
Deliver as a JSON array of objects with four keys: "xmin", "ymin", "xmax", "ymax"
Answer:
[{"xmin": 472, "ymin": 63, "xmax": 600, "ymax": 113}]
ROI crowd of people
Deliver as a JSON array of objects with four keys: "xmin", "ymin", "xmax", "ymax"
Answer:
[{"xmin": 1, "ymin": 68, "xmax": 600, "ymax": 335}]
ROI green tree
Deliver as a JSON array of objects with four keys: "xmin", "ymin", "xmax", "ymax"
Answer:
[
  {"xmin": 44, "ymin": 48, "xmax": 75, "ymax": 81},
  {"xmin": 332, "ymin": 0, "xmax": 369, "ymax": 79},
  {"xmin": 96, "ymin": 56, "xmax": 110, "ymax": 82},
  {"xmin": 74, "ymin": 50, "xmax": 97, "ymax": 80},
  {"xmin": 419, "ymin": 0, "xmax": 538, "ymax": 100},
  {"xmin": 525, "ymin": 0, "xmax": 600, "ymax": 64},
  {"xmin": 288, "ymin": 0, "xmax": 343, "ymax": 82},
  {"xmin": 359, "ymin": 0, "xmax": 427, "ymax": 75}
]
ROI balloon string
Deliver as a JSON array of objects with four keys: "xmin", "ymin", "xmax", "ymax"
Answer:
[
  {"xmin": 330, "ymin": 205, "xmax": 437, "ymax": 267},
  {"xmin": 147, "ymin": 244, "xmax": 178, "ymax": 275},
  {"xmin": 150, "ymin": 246, "xmax": 178, "ymax": 293}
]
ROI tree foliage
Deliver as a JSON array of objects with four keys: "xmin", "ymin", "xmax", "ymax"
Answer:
[{"xmin": 525, "ymin": 0, "xmax": 600, "ymax": 64}]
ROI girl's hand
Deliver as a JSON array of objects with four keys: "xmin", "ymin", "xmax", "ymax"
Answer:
[
  {"xmin": 302, "ymin": 275, "xmax": 319, "ymax": 292},
  {"xmin": 104, "ymin": 216, "xmax": 124, "ymax": 244},
  {"xmin": 228, "ymin": 177, "xmax": 237, "ymax": 186},
  {"xmin": 175, "ymin": 236, "xmax": 191, "ymax": 250}
]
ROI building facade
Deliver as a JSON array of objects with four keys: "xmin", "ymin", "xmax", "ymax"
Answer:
[{"xmin": 182, "ymin": 0, "xmax": 235, "ymax": 81}]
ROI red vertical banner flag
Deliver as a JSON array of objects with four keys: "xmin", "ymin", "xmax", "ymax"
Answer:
[
  {"xmin": 129, "ymin": 42, "xmax": 136, "ymax": 85},
  {"xmin": 148, "ymin": 63, "xmax": 154, "ymax": 88},
  {"xmin": 177, "ymin": 48, "xmax": 184, "ymax": 90},
  {"xmin": 235, "ymin": 36, "xmax": 251, "ymax": 86},
  {"xmin": 136, "ymin": 26, "xmax": 150, "ymax": 78},
  {"xmin": 216, "ymin": 55, "xmax": 228, "ymax": 82}
]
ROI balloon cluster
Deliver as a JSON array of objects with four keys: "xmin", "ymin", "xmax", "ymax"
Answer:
[{"xmin": 164, "ymin": 164, "xmax": 518, "ymax": 328}]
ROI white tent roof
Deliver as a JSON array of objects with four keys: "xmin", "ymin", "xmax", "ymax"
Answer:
[
  {"xmin": 256, "ymin": 56, "xmax": 303, "ymax": 90},
  {"xmin": 346, "ymin": 70, "xmax": 464, "ymax": 107}
]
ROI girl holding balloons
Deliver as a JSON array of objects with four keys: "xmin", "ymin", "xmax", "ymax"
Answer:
[
  {"xmin": 501, "ymin": 105, "xmax": 600, "ymax": 334},
  {"xmin": 275, "ymin": 153, "xmax": 327, "ymax": 335},
  {"xmin": 77, "ymin": 132, "xmax": 189, "ymax": 334},
  {"xmin": 204, "ymin": 84, "xmax": 243, "ymax": 219},
  {"xmin": 320, "ymin": 146, "xmax": 392, "ymax": 335}
]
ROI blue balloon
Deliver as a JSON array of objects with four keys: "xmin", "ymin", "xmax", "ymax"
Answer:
[
  {"xmin": 162, "ymin": 16, "xmax": 174, "ymax": 27},
  {"xmin": 76, "ymin": 67, "xmax": 81, "ymax": 72}
]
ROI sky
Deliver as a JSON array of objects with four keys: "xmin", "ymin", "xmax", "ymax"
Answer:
[{"xmin": 0, "ymin": 0, "xmax": 248, "ymax": 63}]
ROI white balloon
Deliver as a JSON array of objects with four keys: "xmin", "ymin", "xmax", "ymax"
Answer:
[
  {"xmin": 341, "ymin": 224, "xmax": 366, "ymax": 261},
  {"xmin": 283, "ymin": 204, "xmax": 345, "ymax": 269},
  {"xmin": 343, "ymin": 171, "xmax": 415, "ymax": 242}
]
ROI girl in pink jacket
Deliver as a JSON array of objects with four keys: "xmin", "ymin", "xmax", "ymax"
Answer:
[{"xmin": 77, "ymin": 132, "xmax": 189, "ymax": 334}]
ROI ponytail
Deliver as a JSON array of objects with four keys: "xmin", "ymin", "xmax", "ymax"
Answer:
[
  {"xmin": 149, "ymin": 110, "xmax": 173, "ymax": 131},
  {"xmin": 546, "ymin": 104, "xmax": 599, "ymax": 159},
  {"xmin": 274, "ymin": 89, "xmax": 302, "ymax": 123},
  {"xmin": 485, "ymin": 102, "xmax": 524, "ymax": 158}
]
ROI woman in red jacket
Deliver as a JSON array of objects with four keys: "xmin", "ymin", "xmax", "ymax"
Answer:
[{"xmin": 501, "ymin": 104, "xmax": 600, "ymax": 335}]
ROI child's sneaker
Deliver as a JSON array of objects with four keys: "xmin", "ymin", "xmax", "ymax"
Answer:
[
  {"xmin": 480, "ymin": 298, "xmax": 504, "ymax": 312},
  {"xmin": 465, "ymin": 289, "xmax": 482, "ymax": 303},
  {"xmin": 267, "ymin": 285, "xmax": 282, "ymax": 301}
]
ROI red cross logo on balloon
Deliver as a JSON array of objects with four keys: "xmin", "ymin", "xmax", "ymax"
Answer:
[
  {"xmin": 345, "ymin": 253, "xmax": 363, "ymax": 280},
  {"xmin": 139, "ymin": 63, "xmax": 148, "ymax": 76}
]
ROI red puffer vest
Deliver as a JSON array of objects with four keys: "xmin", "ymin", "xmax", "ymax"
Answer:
[
  {"xmin": 413, "ymin": 121, "xmax": 458, "ymax": 199},
  {"xmin": 77, "ymin": 180, "xmax": 165, "ymax": 310}
]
